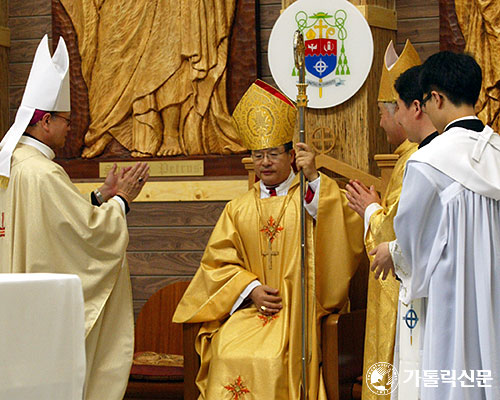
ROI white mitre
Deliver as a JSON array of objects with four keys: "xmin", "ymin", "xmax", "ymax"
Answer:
[{"xmin": 0, "ymin": 34, "xmax": 70, "ymax": 188}]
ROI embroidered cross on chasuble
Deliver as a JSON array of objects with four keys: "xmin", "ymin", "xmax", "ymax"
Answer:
[
  {"xmin": 255, "ymin": 186, "xmax": 296, "ymax": 272},
  {"xmin": 260, "ymin": 216, "xmax": 282, "ymax": 270}
]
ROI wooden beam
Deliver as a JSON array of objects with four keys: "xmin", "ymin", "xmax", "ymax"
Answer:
[
  {"xmin": 0, "ymin": 26, "xmax": 10, "ymax": 48},
  {"xmin": 316, "ymin": 154, "xmax": 383, "ymax": 193},
  {"xmin": 73, "ymin": 179, "xmax": 248, "ymax": 202},
  {"xmin": 356, "ymin": 5, "xmax": 397, "ymax": 31}
]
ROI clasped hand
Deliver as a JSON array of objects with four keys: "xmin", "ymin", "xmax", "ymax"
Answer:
[{"xmin": 250, "ymin": 285, "xmax": 282, "ymax": 315}]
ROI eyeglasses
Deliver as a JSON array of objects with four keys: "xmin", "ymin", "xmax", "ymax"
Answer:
[
  {"xmin": 421, "ymin": 93, "xmax": 432, "ymax": 108},
  {"xmin": 251, "ymin": 149, "xmax": 287, "ymax": 163},
  {"xmin": 52, "ymin": 114, "xmax": 71, "ymax": 127}
]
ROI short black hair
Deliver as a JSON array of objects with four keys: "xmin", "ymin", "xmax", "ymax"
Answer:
[
  {"xmin": 419, "ymin": 51, "xmax": 482, "ymax": 106},
  {"xmin": 394, "ymin": 65, "xmax": 423, "ymax": 108},
  {"xmin": 283, "ymin": 141, "xmax": 293, "ymax": 152}
]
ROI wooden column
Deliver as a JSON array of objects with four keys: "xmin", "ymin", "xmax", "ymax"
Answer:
[
  {"xmin": 279, "ymin": 0, "xmax": 396, "ymax": 176},
  {"xmin": 0, "ymin": 0, "xmax": 9, "ymax": 137}
]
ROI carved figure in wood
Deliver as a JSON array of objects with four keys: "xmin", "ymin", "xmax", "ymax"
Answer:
[{"xmin": 59, "ymin": 0, "xmax": 245, "ymax": 158}]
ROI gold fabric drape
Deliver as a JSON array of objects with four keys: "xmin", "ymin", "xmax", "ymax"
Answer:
[
  {"xmin": 174, "ymin": 174, "xmax": 364, "ymax": 399},
  {"xmin": 60, "ymin": 0, "xmax": 245, "ymax": 157},
  {"xmin": 455, "ymin": 0, "xmax": 500, "ymax": 131},
  {"xmin": 0, "ymin": 144, "xmax": 134, "ymax": 400},
  {"xmin": 361, "ymin": 139, "xmax": 417, "ymax": 400}
]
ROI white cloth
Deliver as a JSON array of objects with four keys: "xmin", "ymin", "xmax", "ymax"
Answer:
[
  {"xmin": 0, "ymin": 273, "xmax": 86, "ymax": 400},
  {"xmin": 364, "ymin": 202, "xmax": 383, "ymax": 236},
  {"xmin": 389, "ymin": 240, "xmax": 426, "ymax": 400},
  {"xmin": 394, "ymin": 124, "xmax": 500, "ymax": 399}
]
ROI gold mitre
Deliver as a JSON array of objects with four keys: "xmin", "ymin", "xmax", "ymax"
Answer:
[
  {"xmin": 232, "ymin": 80, "xmax": 296, "ymax": 150},
  {"xmin": 378, "ymin": 39, "xmax": 421, "ymax": 102}
]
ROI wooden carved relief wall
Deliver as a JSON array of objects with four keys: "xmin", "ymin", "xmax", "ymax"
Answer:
[{"xmin": 52, "ymin": 0, "xmax": 257, "ymax": 163}]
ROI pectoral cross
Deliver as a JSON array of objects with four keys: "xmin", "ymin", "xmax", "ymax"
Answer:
[
  {"xmin": 262, "ymin": 239, "xmax": 279, "ymax": 270},
  {"xmin": 260, "ymin": 216, "xmax": 283, "ymax": 270}
]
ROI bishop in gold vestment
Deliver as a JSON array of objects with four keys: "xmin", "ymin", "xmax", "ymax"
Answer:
[{"xmin": 174, "ymin": 80, "xmax": 364, "ymax": 399}]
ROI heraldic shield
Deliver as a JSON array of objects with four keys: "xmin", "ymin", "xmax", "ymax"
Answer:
[{"xmin": 305, "ymin": 38, "xmax": 337, "ymax": 80}]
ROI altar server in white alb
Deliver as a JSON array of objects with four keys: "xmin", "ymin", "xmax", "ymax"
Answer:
[
  {"xmin": 0, "ymin": 35, "xmax": 149, "ymax": 399},
  {"xmin": 374, "ymin": 51, "xmax": 500, "ymax": 399}
]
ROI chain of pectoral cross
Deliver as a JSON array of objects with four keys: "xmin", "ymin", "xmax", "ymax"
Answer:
[{"xmin": 254, "ymin": 184, "xmax": 298, "ymax": 271}]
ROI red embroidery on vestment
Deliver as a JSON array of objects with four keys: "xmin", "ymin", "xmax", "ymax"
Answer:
[
  {"xmin": 0, "ymin": 212, "xmax": 5, "ymax": 237},
  {"xmin": 258, "ymin": 313, "xmax": 279, "ymax": 326},
  {"xmin": 224, "ymin": 375, "xmax": 250, "ymax": 399},
  {"xmin": 260, "ymin": 216, "xmax": 283, "ymax": 243}
]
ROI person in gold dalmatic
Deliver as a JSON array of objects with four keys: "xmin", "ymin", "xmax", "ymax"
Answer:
[
  {"xmin": 345, "ymin": 40, "xmax": 420, "ymax": 400},
  {"xmin": 173, "ymin": 80, "xmax": 364, "ymax": 399}
]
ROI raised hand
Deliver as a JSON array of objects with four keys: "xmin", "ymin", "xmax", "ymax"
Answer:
[
  {"xmin": 116, "ymin": 162, "xmax": 150, "ymax": 203},
  {"xmin": 295, "ymin": 142, "xmax": 319, "ymax": 181},
  {"xmin": 345, "ymin": 179, "xmax": 381, "ymax": 218}
]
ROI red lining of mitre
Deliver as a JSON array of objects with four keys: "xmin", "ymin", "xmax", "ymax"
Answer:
[{"xmin": 254, "ymin": 79, "xmax": 295, "ymax": 108}]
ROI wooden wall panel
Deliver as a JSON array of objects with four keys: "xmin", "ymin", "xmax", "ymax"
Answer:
[
  {"xmin": 7, "ymin": 0, "xmax": 51, "ymax": 128},
  {"xmin": 396, "ymin": 0, "xmax": 439, "ymax": 61},
  {"xmin": 127, "ymin": 202, "xmax": 226, "ymax": 319},
  {"xmin": 127, "ymin": 202, "xmax": 226, "ymax": 227},
  {"xmin": 0, "ymin": 0, "xmax": 8, "ymax": 135},
  {"xmin": 128, "ymin": 227, "xmax": 213, "ymax": 251},
  {"xmin": 9, "ymin": 16, "xmax": 51, "ymax": 40},
  {"xmin": 127, "ymin": 252, "xmax": 201, "ymax": 276},
  {"xmin": 9, "ymin": 0, "xmax": 51, "ymax": 16}
]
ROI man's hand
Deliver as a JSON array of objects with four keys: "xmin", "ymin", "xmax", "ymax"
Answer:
[
  {"xmin": 369, "ymin": 242, "xmax": 395, "ymax": 280},
  {"xmin": 295, "ymin": 142, "xmax": 319, "ymax": 182},
  {"xmin": 249, "ymin": 285, "xmax": 282, "ymax": 315},
  {"xmin": 345, "ymin": 179, "xmax": 381, "ymax": 218},
  {"xmin": 98, "ymin": 163, "xmax": 133, "ymax": 201},
  {"xmin": 116, "ymin": 162, "xmax": 150, "ymax": 203}
]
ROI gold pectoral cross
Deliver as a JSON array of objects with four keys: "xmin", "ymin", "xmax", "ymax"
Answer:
[{"xmin": 262, "ymin": 239, "xmax": 279, "ymax": 270}]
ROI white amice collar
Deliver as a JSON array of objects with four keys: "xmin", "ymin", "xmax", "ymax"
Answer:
[
  {"xmin": 260, "ymin": 170, "xmax": 296, "ymax": 197},
  {"xmin": 19, "ymin": 136, "xmax": 55, "ymax": 160}
]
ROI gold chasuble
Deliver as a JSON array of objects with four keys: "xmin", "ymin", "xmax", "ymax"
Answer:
[
  {"xmin": 174, "ymin": 173, "xmax": 364, "ymax": 399},
  {"xmin": 362, "ymin": 139, "xmax": 417, "ymax": 400},
  {"xmin": 0, "ymin": 144, "xmax": 134, "ymax": 400}
]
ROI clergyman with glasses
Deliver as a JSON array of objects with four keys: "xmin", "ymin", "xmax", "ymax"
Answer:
[
  {"xmin": 174, "ymin": 80, "xmax": 364, "ymax": 398},
  {"xmin": 0, "ymin": 35, "xmax": 149, "ymax": 399}
]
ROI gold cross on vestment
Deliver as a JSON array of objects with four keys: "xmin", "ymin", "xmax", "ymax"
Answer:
[{"xmin": 262, "ymin": 239, "xmax": 279, "ymax": 270}]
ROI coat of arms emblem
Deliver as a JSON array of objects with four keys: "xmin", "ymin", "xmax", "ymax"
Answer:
[
  {"xmin": 268, "ymin": 0, "xmax": 373, "ymax": 108},
  {"xmin": 294, "ymin": 11, "xmax": 349, "ymax": 98}
]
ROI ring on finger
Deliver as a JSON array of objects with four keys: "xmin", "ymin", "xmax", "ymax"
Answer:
[
  {"xmin": 260, "ymin": 305, "xmax": 267, "ymax": 312},
  {"xmin": 138, "ymin": 177, "xmax": 143, "ymax": 183}
]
